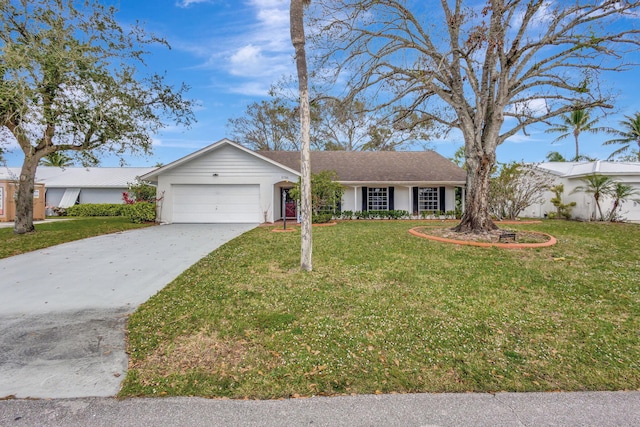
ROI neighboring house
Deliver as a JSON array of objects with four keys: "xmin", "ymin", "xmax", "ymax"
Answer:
[
  {"xmin": 525, "ymin": 161, "xmax": 640, "ymax": 222},
  {"xmin": 141, "ymin": 138, "xmax": 466, "ymax": 224},
  {"xmin": 0, "ymin": 166, "xmax": 155, "ymax": 209}
]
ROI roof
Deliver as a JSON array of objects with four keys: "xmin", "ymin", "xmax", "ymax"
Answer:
[
  {"xmin": 141, "ymin": 138, "xmax": 301, "ymax": 181},
  {"xmin": 259, "ymin": 150, "xmax": 466, "ymax": 184},
  {"xmin": 0, "ymin": 166, "xmax": 156, "ymax": 188},
  {"xmin": 532, "ymin": 161, "xmax": 640, "ymax": 178}
]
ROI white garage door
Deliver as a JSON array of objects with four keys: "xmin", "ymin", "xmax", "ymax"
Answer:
[{"xmin": 172, "ymin": 184, "xmax": 261, "ymax": 223}]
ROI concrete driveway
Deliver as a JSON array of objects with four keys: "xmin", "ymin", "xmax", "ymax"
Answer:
[{"xmin": 0, "ymin": 223, "xmax": 257, "ymax": 399}]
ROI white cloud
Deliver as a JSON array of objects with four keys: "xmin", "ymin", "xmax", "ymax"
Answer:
[
  {"xmin": 216, "ymin": 0, "xmax": 293, "ymax": 92},
  {"xmin": 228, "ymin": 81, "xmax": 272, "ymax": 96},
  {"xmin": 175, "ymin": 0, "xmax": 216, "ymax": 8}
]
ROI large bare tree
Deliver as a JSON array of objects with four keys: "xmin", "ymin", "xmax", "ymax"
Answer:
[
  {"xmin": 311, "ymin": 0, "xmax": 640, "ymax": 232},
  {"xmin": 291, "ymin": 0, "xmax": 313, "ymax": 271},
  {"xmin": 1, "ymin": 0, "xmax": 194, "ymax": 234}
]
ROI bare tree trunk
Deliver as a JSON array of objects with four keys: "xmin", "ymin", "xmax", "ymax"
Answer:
[
  {"xmin": 291, "ymin": 0, "xmax": 312, "ymax": 271},
  {"xmin": 453, "ymin": 151, "xmax": 498, "ymax": 233},
  {"xmin": 14, "ymin": 154, "xmax": 39, "ymax": 234}
]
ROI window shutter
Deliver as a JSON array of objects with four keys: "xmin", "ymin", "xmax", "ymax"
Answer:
[
  {"xmin": 388, "ymin": 187, "xmax": 394, "ymax": 210},
  {"xmin": 439, "ymin": 187, "xmax": 446, "ymax": 212},
  {"xmin": 412, "ymin": 187, "xmax": 419, "ymax": 214},
  {"xmin": 362, "ymin": 187, "xmax": 368, "ymax": 211}
]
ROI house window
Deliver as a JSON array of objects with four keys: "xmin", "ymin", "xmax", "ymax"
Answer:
[
  {"xmin": 418, "ymin": 187, "xmax": 439, "ymax": 212},
  {"xmin": 368, "ymin": 187, "xmax": 388, "ymax": 211}
]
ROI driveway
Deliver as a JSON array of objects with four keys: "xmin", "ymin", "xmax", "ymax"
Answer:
[{"xmin": 0, "ymin": 223, "xmax": 257, "ymax": 399}]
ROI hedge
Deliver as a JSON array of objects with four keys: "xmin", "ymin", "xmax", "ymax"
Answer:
[
  {"xmin": 66, "ymin": 204, "xmax": 125, "ymax": 217},
  {"xmin": 65, "ymin": 202, "xmax": 155, "ymax": 223}
]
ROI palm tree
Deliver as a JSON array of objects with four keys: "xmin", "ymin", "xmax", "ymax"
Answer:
[
  {"xmin": 290, "ymin": 0, "xmax": 312, "ymax": 271},
  {"xmin": 546, "ymin": 108, "xmax": 608, "ymax": 161},
  {"xmin": 607, "ymin": 182, "xmax": 640, "ymax": 222},
  {"xmin": 545, "ymin": 151, "xmax": 567, "ymax": 162},
  {"xmin": 40, "ymin": 151, "xmax": 74, "ymax": 167},
  {"xmin": 572, "ymin": 174, "xmax": 615, "ymax": 221},
  {"xmin": 604, "ymin": 112, "xmax": 640, "ymax": 161}
]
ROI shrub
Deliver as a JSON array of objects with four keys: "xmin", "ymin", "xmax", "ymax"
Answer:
[
  {"xmin": 340, "ymin": 210, "xmax": 353, "ymax": 220},
  {"xmin": 123, "ymin": 202, "xmax": 156, "ymax": 223},
  {"xmin": 312, "ymin": 213, "xmax": 333, "ymax": 224},
  {"xmin": 127, "ymin": 179, "xmax": 157, "ymax": 202},
  {"xmin": 66, "ymin": 203, "xmax": 125, "ymax": 217}
]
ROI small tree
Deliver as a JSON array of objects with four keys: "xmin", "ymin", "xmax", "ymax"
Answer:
[
  {"xmin": 290, "ymin": 170, "xmax": 345, "ymax": 221},
  {"xmin": 489, "ymin": 163, "xmax": 548, "ymax": 220},
  {"xmin": 126, "ymin": 179, "xmax": 157, "ymax": 203},
  {"xmin": 607, "ymin": 182, "xmax": 640, "ymax": 222},
  {"xmin": 548, "ymin": 184, "xmax": 576, "ymax": 220},
  {"xmin": 573, "ymin": 174, "xmax": 616, "ymax": 221}
]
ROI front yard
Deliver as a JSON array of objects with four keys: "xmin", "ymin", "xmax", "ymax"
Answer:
[{"xmin": 121, "ymin": 220, "xmax": 640, "ymax": 398}]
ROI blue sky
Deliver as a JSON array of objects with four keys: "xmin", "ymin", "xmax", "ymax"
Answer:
[{"xmin": 3, "ymin": 0, "xmax": 640, "ymax": 167}]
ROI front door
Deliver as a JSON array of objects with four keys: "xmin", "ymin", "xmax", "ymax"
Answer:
[{"xmin": 284, "ymin": 189, "xmax": 297, "ymax": 219}]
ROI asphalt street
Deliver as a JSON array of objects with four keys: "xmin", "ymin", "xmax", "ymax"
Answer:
[{"xmin": 1, "ymin": 391, "xmax": 639, "ymax": 426}]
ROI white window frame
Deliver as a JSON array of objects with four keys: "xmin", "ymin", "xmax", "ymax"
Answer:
[
  {"xmin": 418, "ymin": 187, "xmax": 439, "ymax": 213},
  {"xmin": 368, "ymin": 187, "xmax": 388, "ymax": 211}
]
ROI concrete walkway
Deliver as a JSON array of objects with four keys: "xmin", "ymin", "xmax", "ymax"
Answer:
[{"xmin": 0, "ymin": 223, "xmax": 257, "ymax": 399}]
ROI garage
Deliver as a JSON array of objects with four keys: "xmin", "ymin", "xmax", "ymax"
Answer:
[{"xmin": 172, "ymin": 184, "xmax": 261, "ymax": 223}]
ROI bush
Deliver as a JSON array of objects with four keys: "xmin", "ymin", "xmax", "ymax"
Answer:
[
  {"xmin": 340, "ymin": 210, "xmax": 353, "ymax": 220},
  {"xmin": 312, "ymin": 213, "xmax": 333, "ymax": 224},
  {"xmin": 65, "ymin": 202, "xmax": 155, "ymax": 223},
  {"xmin": 66, "ymin": 204, "xmax": 125, "ymax": 217},
  {"xmin": 123, "ymin": 202, "xmax": 156, "ymax": 223}
]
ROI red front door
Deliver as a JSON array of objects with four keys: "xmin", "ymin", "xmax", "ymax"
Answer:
[
  {"xmin": 285, "ymin": 201, "xmax": 297, "ymax": 218},
  {"xmin": 284, "ymin": 189, "xmax": 297, "ymax": 218}
]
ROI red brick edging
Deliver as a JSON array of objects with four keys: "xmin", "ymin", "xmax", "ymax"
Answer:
[{"xmin": 408, "ymin": 227, "xmax": 557, "ymax": 249}]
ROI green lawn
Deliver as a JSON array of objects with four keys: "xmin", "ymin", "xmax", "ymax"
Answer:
[
  {"xmin": 0, "ymin": 217, "xmax": 153, "ymax": 259},
  {"xmin": 121, "ymin": 220, "xmax": 640, "ymax": 398}
]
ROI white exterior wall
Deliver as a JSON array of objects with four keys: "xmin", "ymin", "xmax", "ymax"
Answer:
[
  {"xmin": 525, "ymin": 175, "xmax": 640, "ymax": 222},
  {"xmin": 79, "ymin": 188, "xmax": 127, "ymax": 204},
  {"xmin": 341, "ymin": 187, "xmax": 357, "ymax": 212},
  {"xmin": 395, "ymin": 186, "xmax": 411, "ymax": 212},
  {"xmin": 444, "ymin": 187, "xmax": 457, "ymax": 212},
  {"xmin": 156, "ymin": 144, "xmax": 297, "ymax": 223},
  {"xmin": 340, "ymin": 185, "xmax": 459, "ymax": 215}
]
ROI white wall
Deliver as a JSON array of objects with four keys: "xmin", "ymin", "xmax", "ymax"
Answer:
[
  {"xmin": 80, "ymin": 188, "xmax": 126, "ymax": 204},
  {"xmin": 525, "ymin": 176, "xmax": 640, "ymax": 222},
  {"xmin": 156, "ymin": 144, "xmax": 297, "ymax": 223}
]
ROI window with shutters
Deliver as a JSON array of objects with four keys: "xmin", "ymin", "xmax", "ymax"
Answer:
[
  {"xmin": 368, "ymin": 187, "xmax": 388, "ymax": 210},
  {"xmin": 418, "ymin": 187, "xmax": 439, "ymax": 212}
]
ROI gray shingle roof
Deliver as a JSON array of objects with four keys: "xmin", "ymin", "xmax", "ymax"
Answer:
[{"xmin": 259, "ymin": 150, "xmax": 466, "ymax": 183}]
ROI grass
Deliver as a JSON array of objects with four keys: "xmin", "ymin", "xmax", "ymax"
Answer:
[
  {"xmin": 0, "ymin": 217, "xmax": 153, "ymax": 259},
  {"xmin": 119, "ymin": 220, "xmax": 639, "ymax": 398}
]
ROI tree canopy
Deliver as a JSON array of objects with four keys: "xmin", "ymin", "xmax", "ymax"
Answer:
[
  {"xmin": 1, "ymin": 0, "xmax": 195, "ymax": 234},
  {"xmin": 310, "ymin": 0, "xmax": 640, "ymax": 232},
  {"xmin": 227, "ymin": 93, "xmax": 431, "ymax": 152}
]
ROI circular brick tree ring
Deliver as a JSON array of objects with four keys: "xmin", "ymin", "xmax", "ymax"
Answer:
[{"xmin": 408, "ymin": 227, "xmax": 557, "ymax": 249}]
